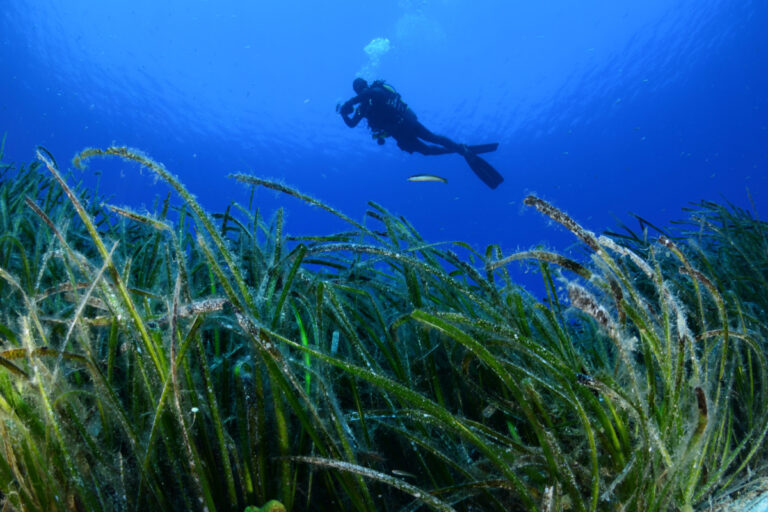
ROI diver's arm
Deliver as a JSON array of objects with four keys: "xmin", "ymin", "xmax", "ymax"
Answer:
[
  {"xmin": 344, "ymin": 108, "xmax": 364, "ymax": 128},
  {"xmin": 337, "ymin": 96, "xmax": 362, "ymax": 127}
]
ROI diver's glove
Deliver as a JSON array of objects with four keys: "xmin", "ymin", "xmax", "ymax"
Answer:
[{"xmin": 339, "ymin": 103, "xmax": 353, "ymax": 116}]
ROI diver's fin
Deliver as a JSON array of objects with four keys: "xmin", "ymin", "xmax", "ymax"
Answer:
[
  {"xmin": 464, "ymin": 153, "xmax": 504, "ymax": 189},
  {"xmin": 466, "ymin": 143, "xmax": 499, "ymax": 155}
]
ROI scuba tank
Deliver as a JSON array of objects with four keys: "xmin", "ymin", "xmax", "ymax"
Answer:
[{"xmin": 370, "ymin": 80, "xmax": 408, "ymax": 114}]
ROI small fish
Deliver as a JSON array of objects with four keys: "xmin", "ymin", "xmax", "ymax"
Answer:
[{"xmin": 407, "ymin": 174, "xmax": 447, "ymax": 184}]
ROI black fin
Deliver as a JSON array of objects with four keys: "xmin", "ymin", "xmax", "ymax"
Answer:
[
  {"xmin": 466, "ymin": 143, "xmax": 499, "ymax": 155},
  {"xmin": 464, "ymin": 153, "xmax": 503, "ymax": 189}
]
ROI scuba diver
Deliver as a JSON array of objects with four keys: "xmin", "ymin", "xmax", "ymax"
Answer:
[{"xmin": 337, "ymin": 78, "xmax": 504, "ymax": 189}]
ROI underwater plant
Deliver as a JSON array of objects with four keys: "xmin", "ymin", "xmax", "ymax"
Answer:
[{"xmin": 0, "ymin": 143, "xmax": 765, "ymax": 511}]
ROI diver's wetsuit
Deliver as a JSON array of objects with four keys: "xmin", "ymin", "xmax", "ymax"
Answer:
[{"xmin": 339, "ymin": 80, "xmax": 465, "ymax": 156}]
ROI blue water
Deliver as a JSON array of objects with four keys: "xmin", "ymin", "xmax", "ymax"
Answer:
[{"xmin": 2, "ymin": 0, "xmax": 766, "ymax": 290}]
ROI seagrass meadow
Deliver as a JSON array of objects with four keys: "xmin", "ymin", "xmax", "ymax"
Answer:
[{"xmin": 0, "ymin": 142, "xmax": 767, "ymax": 512}]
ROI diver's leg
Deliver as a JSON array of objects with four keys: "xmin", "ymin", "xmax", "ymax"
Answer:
[
  {"xmin": 407, "ymin": 140, "xmax": 501, "ymax": 155},
  {"xmin": 396, "ymin": 137, "xmax": 433, "ymax": 154},
  {"xmin": 398, "ymin": 136, "xmax": 451, "ymax": 156},
  {"xmin": 414, "ymin": 142, "xmax": 454, "ymax": 155},
  {"xmin": 414, "ymin": 123, "xmax": 465, "ymax": 154}
]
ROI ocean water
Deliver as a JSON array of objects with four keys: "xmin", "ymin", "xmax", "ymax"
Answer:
[{"xmin": 1, "ymin": 0, "xmax": 766, "ymax": 290}]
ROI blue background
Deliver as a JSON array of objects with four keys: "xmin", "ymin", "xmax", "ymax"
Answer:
[{"xmin": 1, "ymin": 0, "xmax": 766, "ymax": 289}]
